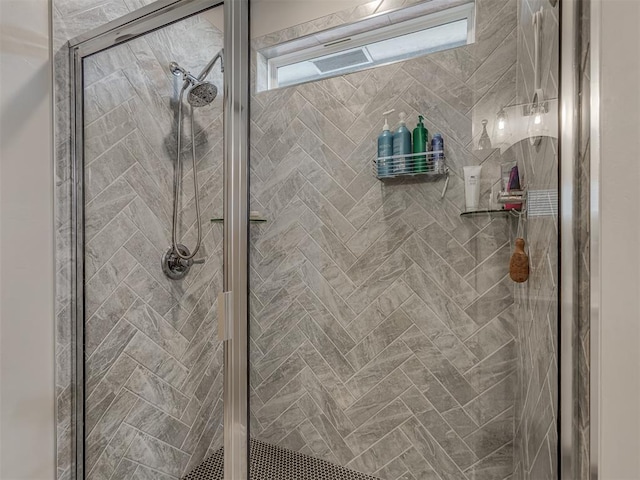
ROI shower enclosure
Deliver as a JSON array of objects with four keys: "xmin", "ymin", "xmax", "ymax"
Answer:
[{"xmin": 60, "ymin": 0, "xmax": 580, "ymax": 478}]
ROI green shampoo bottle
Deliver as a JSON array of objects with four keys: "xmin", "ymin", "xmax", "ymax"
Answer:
[{"xmin": 413, "ymin": 115, "xmax": 428, "ymax": 173}]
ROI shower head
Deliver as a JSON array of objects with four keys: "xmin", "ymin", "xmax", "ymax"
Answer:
[{"xmin": 188, "ymin": 82, "xmax": 218, "ymax": 107}]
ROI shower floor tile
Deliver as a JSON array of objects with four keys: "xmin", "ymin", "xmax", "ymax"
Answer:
[{"xmin": 183, "ymin": 439, "xmax": 381, "ymax": 480}]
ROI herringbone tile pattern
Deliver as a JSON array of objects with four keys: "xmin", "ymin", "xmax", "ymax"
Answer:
[
  {"xmin": 248, "ymin": 1, "xmax": 520, "ymax": 478},
  {"xmin": 80, "ymin": 16, "xmax": 226, "ymax": 480},
  {"xmin": 512, "ymin": 1, "xmax": 560, "ymax": 478},
  {"xmin": 54, "ymin": 0, "xmax": 534, "ymax": 479}
]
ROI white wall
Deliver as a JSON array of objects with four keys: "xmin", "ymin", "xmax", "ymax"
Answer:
[
  {"xmin": 597, "ymin": 0, "xmax": 640, "ymax": 478},
  {"xmin": 0, "ymin": 0, "xmax": 56, "ymax": 479}
]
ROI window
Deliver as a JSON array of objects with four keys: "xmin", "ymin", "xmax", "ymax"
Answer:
[{"xmin": 257, "ymin": 2, "xmax": 475, "ymax": 91}]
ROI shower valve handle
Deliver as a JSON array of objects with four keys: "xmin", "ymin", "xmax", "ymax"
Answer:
[{"xmin": 162, "ymin": 245, "xmax": 204, "ymax": 280}]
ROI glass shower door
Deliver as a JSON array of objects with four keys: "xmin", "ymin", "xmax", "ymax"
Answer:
[
  {"xmin": 247, "ymin": 0, "xmax": 560, "ymax": 479},
  {"xmin": 80, "ymin": 5, "xmax": 227, "ymax": 478}
]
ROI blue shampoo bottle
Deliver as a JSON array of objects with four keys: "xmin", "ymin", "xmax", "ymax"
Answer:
[
  {"xmin": 377, "ymin": 109, "xmax": 395, "ymax": 177},
  {"xmin": 393, "ymin": 112, "xmax": 412, "ymax": 174}
]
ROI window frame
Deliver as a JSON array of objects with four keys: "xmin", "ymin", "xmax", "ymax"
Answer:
[{"xmin": 261, "ymin": 2, "xmax": 476, "ymax": 91}]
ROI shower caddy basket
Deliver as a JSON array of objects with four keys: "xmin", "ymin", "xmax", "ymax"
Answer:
[{"xmin": 373, "ymin": 151, "xmax": 450, "ymax": 197}]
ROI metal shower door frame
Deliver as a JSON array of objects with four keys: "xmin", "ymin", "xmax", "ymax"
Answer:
[{"xmin": 67, "ymin": 0, "xmax": 250, "ymax": 478}]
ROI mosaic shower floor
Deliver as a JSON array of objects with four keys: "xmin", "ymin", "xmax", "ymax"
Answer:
[{"xmin": 183, "ymin": 439, "xmax": 381, "ymax": 480}]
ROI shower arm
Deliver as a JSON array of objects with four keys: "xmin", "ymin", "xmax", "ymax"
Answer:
[{"xmin": 197, "ymin": 49, "xmax": 224, "ymax": 82}]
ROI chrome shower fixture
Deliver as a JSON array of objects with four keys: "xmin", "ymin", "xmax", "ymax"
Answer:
[
  {"xmin": 162, "ymin": 49, "xmax": 224, "ymax": 280},
  {"xmin": 188, "ymin": 82, "xmax": 218, "ymax": 107},
  {"xmin": 169, "ymin": 55, "xmax": 222, "ymax": 108}
]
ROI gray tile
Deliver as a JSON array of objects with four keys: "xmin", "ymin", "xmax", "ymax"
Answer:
[
  {"xmin": 346, "ymin": 279, "xmax": 413, "ymax": 343},
  {"xmin": 402, "ymin": 326, "xmax": 478, "ymax": 406},
  {"xmin": 85, "ymin": 142, "xmax": 136, "ymax": 203},
  {"xmin": 298, "ymin": 263, "xmax": 357, "ymax": 328},
  {"xmin": 255, "ymin": 353, "xmax": 307, "ymax": 403},
  {"xmin": 85, "ymin": 177, "xmax": 136, "ymax": 242},
  {"xmin": 464, "ymin": 441, "xmax": 514, "ymax": 480},
  {"xmin": 298, "ymin": 369, "xmax": 355, "ymax": 438},
  {"xmin": 402, "ymin": 295, "xmax": 479, "ymax": 372},
  {"xmin": 298, "ymin": 316, "xmax": 355, "ymax": 383},
  {"xmin": 84, "ymin": 70, "xmax": 136, "ymax": 124},
  {"xmin": 123, "ymin": 265, "xmax": 177, "ymax": 317},
  {"xmin": 402, "ymin": 235, "xmax": 479, "ymax": 309},
  {"xmin": 403, "ymin": 265, "xmax": 479, "ymax": 341},
  {"xmin": 124, "ymin": 298, "xmax": 189, "ymax": 359},
  {"xmin": 297, "ymin": 289, "xmax": 355, "ymax": 352},
  {"xmin": 400, "ymin": 417, "xmax": 467, "ymax": 480},
  {"xmin": 255, "ymin": 327, "xmax": 307, "ymax": 379},
  {"xmin": 298, "ymin": 342, "xmax": 356, "ymax": 410},
  {"xmin": 85, "ymin": 104, "xmax": 137, "ymax": 162},
  {"xmin": 400, "ymin": 447, "xmax": 440, "ymax": 480},
  {"xmin": 463, "ymin": 340, "xmax": 516, "ymax": 395},
  {"xmin": 86, "ymin": 211, "xmax": 137, "ymax": 281},
  {"xmin": 296, "ymin": 235, "xmax": 357, "ymax": 300},
  {"xmin": 125, "ymin": 430, "xmax": 190, "ymax": 477},
  {"xmin": 464, "ymin": 276, "xmax": 514, "ymax": 327},
  {"xmin": 347, "ymin": 428, "xmax": 411, "ymax": 475},
  {"xmin": 464, "ymin": 407, "xmax": 514, "ymax": 460},
  {"xmin": 297, "ymin": 182, "xmax": 356, "ymax": 244},
  {"xmin": 345, "ymin": 310, "xmax": 413, "ymax": 372},
  {"xmin": 86, "ymin": 390, "xmax": 137, "ymax": 471},
  {"xmin": 255, "ymin": 300, "xmax": 307, "ymax": 354},
  {"xmin": 123, "ymin": 331, "xmax": 188, "ymax": 389},
  {"xmin": 347, "ymin": 220, "xmax": 413, "ymax": 285},
  {"xmin": 125, "ymin": 398, "xmax": 190, "ymax": 448},
  {"xmin": 297, "ymin": 103, "xmax": 357, "ymax": 161},
  {"xmin": 124, "ymin": 367, "xmax": 190, "ymax": 418},
  {"xmin": 298, "ymin": 82, "xmax": 358, "ymax": 132},
  {"xmin": 86, "ymin": 319, "xmax": 137, "ymax": 396},
  {"xmin": 345, "ymin": 399, "xmax": 413, "ymax": 456},
  {"xmin": 345, "ymin": 369, "xmax": 412, "ymax": 428},
  {"xmin": 85, "ymin": 284, "xmax": 137, "ymax": 358},
  {"xmin": 346, "ymin": 251, "xmax": 413, "ymax": 314}
]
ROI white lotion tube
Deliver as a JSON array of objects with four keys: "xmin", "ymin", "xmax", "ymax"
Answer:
[{"xmin": 463, "ymin": 165, "xmax": 482, "ymax": 211}]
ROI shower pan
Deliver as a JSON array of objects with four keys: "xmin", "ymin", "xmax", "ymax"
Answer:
[{"xmin": 61, "ymin": 0, "xmax": 583, "ymax": 478}]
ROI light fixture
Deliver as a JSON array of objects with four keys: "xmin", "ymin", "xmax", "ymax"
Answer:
[
  {"xmin": 478, "ymin": 119, "xmax": 492, "ymax": 150},
  {"xmin": 528, "ymin": 8, "xmax": 545, "ymax": 146},
  {"xmin": 528, "ymin": 89, "xmax": 547, "ymax": 146},
  {"xmin": 495, "ymin": 107, "xmax": 509, "ymax": 144}
]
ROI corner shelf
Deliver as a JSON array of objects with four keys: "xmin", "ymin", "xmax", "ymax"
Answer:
[
  {"xmin": 460, "ymin": 209, "xmax": 515, "ymax": 217},
  {"xmin": 211, "ymin": 213, "xmax": 268, "ymax": 223},
  {"xmin": 460, "ymin": 190, "xmax": 526, "ymax": 217}
]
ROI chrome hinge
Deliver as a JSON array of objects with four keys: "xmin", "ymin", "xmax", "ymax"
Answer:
[{"xmin": 217, "ymin": 291, "xmax": 233, "ymax": 341}]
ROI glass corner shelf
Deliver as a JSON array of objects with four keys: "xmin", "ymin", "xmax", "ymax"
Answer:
[
  {"xmin": 211, "ymin": 212, "xmax": 268, "ymax": 223},
  {"xmin": 460, "ymin": 208, "xmax": 523, "ymax": 217}
]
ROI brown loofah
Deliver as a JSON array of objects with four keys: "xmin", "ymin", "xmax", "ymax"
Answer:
[{"xmin": 510, "ymin": 238, "xmax": 529, "ymax": 283}]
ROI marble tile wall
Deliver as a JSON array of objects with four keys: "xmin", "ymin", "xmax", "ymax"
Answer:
[
  {"xmin": 53, "ymin": 3, "xmax": 225, "ymax": 479},
  {"xmin": 511, "ymin": 0, "xmax": 560, "ymax": 478},
  {"xmin": 575, "ymin": 0, "xmax": 591, "ymax": 476},
  {"xmin": 248, "ymin": 0, "xmax": 523, "ymax": 478}
]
